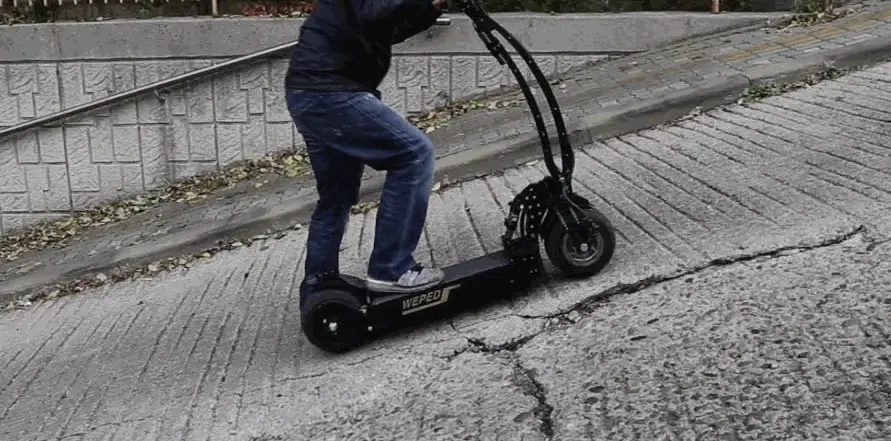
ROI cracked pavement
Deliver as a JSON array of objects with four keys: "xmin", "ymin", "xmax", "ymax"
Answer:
[{"xmin": 3, "ymin": 61, "xmax": 891, "ymax": 440}]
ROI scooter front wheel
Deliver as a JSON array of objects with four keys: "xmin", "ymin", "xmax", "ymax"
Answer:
[
  {"xmin": 301, "ymin": 289, "xmax": 368, "ymax": 354},
  {"xmin": 544, "ymin": 203, "xmax": 616, "ymax": 278}
]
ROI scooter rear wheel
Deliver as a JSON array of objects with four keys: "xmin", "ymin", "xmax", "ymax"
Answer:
[
  {"xmin": 301, "ymin": 289, "xmax": 367, "ymax": 353},
  {"xmin": 544, "ymin": 203, "xmax": 616, "ymax": 278}
]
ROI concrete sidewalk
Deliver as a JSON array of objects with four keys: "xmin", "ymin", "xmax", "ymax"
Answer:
[
  {"xmin": 0, "ymin": 59, "xmax": 890, "ymax": 441},
  {"xmin": 3, "ymin": 2, "xmax": 891, "ymax": 303}
]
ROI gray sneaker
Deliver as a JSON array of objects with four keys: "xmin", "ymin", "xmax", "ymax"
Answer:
[{"xmin": 366, "ymin": 264, "xmax": 445, "ymax": 294}]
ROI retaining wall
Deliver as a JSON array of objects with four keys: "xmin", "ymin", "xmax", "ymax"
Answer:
[{"xmin": 0, "ymin": 12, "xmax": 779, "ymax": 234}]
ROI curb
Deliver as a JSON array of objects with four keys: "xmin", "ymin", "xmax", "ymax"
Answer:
[{"xmin": 3, "ymin": 36, "xmax": 891, "ymax": 304}]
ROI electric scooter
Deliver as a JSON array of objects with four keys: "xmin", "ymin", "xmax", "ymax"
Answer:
[{"xmin": 301, "ymin": 0, "xmax": 617, "ymax": 353}]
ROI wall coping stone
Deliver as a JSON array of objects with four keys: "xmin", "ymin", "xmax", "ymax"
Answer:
[{"xmin": 1, "ymin": 12, "xmax": 787, "ymax": 62}]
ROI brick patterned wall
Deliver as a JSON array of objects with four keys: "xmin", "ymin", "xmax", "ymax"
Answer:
[{"xmin": 0, "ymin": 53, "xmax": 610, "ymax": 234}]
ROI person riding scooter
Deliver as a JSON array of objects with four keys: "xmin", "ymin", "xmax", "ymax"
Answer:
[{"xmin": 285, "ymin": 0, "xmax": 446, "ymax": 307}]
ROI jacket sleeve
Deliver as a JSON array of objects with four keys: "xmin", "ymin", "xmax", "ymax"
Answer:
[
  {"xmin": 391, "ymin": 4, "xmax": 441, "ymax": 44},
  {"xmin": 355, "ymin": 0, "xmax": 434, "ymax": 28}
]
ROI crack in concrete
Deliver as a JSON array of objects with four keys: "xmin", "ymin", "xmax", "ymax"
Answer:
[
  {"xmin": 462, "ymin": 339, "xmax": 556, "ymax": 440},
  {"xmin": 510, "ymin": 357, "xmax": 556, "ymax": 440},
  {"xmin": 523, "ymin": 225, "xmax": 868, "ymax": 322},
  {"xmin": 436, "ymin": 224, "xmax": 872, "ymax": 438},
  {"xmin": 248, "ymin": 435, "xmax": 284, "ymax": 441},
  {"xmin": 446, "ymin": 224, "xmax": 868, "ymax": 361},
  {"xmin": 864, "ymin": 234, "xmax": 891, "ymax": 252}
]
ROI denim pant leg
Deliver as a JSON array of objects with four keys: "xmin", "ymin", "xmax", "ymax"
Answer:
[
  {"xmin": 287, "ymin": 92, "xmax": 364, "ymax": 303},
  {"xmin": 288, "ymin": 91, "xmax": 435, "ymax": 283},
  {"xmin": 349, "ymin": 101, "xmax": 435, "ymax": 281},
  {"xmin": 302, "ymin": 132, "xmax": 364, "ymax": 282}
]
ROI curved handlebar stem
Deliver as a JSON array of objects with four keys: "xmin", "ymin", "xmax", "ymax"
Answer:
[{"xmin": 458, "ymin": 0, "xmax": 575, "ymax": 184}]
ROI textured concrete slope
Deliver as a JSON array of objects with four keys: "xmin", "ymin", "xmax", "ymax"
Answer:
[
  {"xmin": 1, "ymin": 63, "xmax": 891, "ymax": 441},
  {"xmin": 517, "ymin": 235, "xmax": 891, "ymax": 440}
]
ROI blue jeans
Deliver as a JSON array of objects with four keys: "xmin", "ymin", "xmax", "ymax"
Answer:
[{"xmin": 286, "ymin": 90, "xmax": 435, "ymax": 301}]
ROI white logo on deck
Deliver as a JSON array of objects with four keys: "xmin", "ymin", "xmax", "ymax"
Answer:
[{"xmin": 401, "ymin": 284, "xmax": 459, "ymax": 315}]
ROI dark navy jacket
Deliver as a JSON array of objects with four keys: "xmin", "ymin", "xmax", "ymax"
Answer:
[{"xmin": 285, "ymin": 0, "xmax": 441, "ymax": 98}]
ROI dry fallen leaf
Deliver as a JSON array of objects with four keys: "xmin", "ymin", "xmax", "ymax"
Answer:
[
  {"xmin": 778, "ymin": 9, "xmax": 847, "ymax": 32},
  {"xmin": 407, "ymin": 98, "xmax": 522, "ymax": 134},
  {"xmin": 350, "ymin": 202, "xmax": 379, "ymax": 214},
  {"xmin": 0, "ymin": 150, "xmax": 309, "ymax": 262}
]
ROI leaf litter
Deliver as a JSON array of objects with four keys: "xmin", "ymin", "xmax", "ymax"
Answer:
[{"xmin": 0, "ymin": 150, "xmax": 308, "ymax": 264}]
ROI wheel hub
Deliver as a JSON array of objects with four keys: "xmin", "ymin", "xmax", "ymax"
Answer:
[
  {"xmin": 563, "ymin": 228, "xmax": 603, "ymax": 264},
  {"xmin": 303, "ymin": 296, "xmax": 368, "ymax": 354},
  {"xmin": 315, "ymin": 309, "xmax": 353, "ymax": 347},
  {"xmin": 323, "ymin": 318, "xmax": 339, "ymax": 333}
]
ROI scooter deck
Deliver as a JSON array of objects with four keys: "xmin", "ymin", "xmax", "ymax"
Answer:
[
  {"xmin": 319, "ymin": 237, "xmax": 543, "ymax": 319},
  {"xmin": 359, "ymin": 238, "xmax": 545, "ymax": 323}
]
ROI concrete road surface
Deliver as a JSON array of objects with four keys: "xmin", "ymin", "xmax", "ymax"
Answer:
[{"xmin": 2, "ymin": 62, "xmax": 891, "ymax": 441}]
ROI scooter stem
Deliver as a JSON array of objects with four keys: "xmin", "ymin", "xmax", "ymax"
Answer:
[{"xmin": 458, "ymin": 0, "xmax": 576, "ymax": 186}]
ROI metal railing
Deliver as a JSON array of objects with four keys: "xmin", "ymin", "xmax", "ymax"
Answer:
[{"xmin": 0, "ymin": 16, "xmax": 452, "ymax": 141}]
